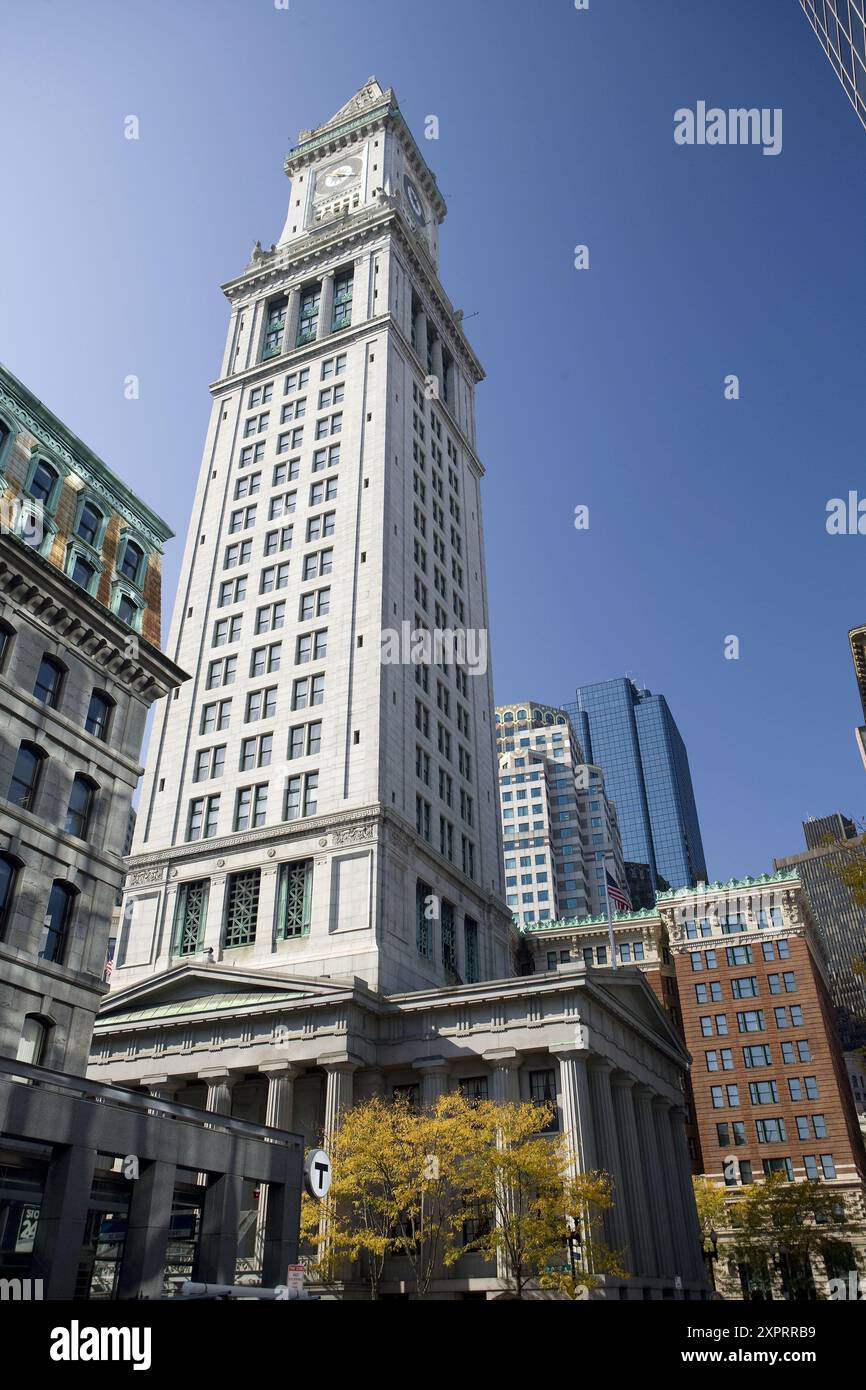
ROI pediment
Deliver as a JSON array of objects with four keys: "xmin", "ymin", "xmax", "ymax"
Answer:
[{"xmin": 97, "ymin": 963, "xmax": 357, "ymax": 1025}]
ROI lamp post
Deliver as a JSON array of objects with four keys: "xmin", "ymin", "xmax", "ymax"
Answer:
[{"xmin": 565, "ymin": 1214, "xmax": 581, "ymax": 1282}]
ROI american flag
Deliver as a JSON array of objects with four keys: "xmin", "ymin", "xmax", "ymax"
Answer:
[
  {"xmin": 605, "ymin": 871, "xmax": 632, "ymax": 913},
  {"xmin": 103, "ymin": 938, "xmax": 115, "ymax": 983}
]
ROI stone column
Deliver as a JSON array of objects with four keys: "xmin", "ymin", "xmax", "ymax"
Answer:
[
  {"xmin": 320, "ymin": 1055, "xmax": 358, "ymax": 1142},
  {"xmin": 551, "ymin": 1047, "xmax": 596, "ymax": 1177},
  {"xmin": 484, "ymin": 1048, "xmax": 522, "ymax": 1105},
  {"xmin": 202, "ymin": 1068, "xmax": 236, "ymax": 1120},
  {"xmin": 588, "ymin": 1061, "xmax": 631, "ymax": 1263},
  {"xmin": 653, "ymin": 1097, "xmax": 688, "ymax": 1288},
  {"xmin": 413, "ymin": 1057, "xmax": 451, "ymax": 1111},
  {"xmin": 201, "ymin": 876, "xmax": 227, "ymax": 960},
  {"xmin": 30, "ymin": 1144, "xmax": 98, "ymax": 1299},
  {"xmin": 117, "ymin": 1158, "xmax": 177, "ymax": 1300},
  {"xmin": 484, "ymin": 1050, "xmax": 522, "ymax": 1283},
  {"xmin": 669, "ymin": 1104, "xmax": 707, "ymax": 1285},
  {"xmin": 429, "ymin": 334, "xmax": 444, "ymax": 399},
  {"xmin": 317, "ymin": 272, "xmax": 335, "ymax": 340},
  {"xmin": 414, "ymin": 307, "xmax": 428, "ymax": 366},
  {"xmin": 634, "ymin": 1085, "xmax": 676, "ymax": 1278},
  {"xmin": 610, "ymin": 1074, "xmax": 656, "ymax": 1278},
  {"xmin": 255, "ymin": 1063, "xmax": 301, "ymax": 1269},
  {"xmin": 282, "ymin": 285, "xmax": 301, "ymax": 354}
]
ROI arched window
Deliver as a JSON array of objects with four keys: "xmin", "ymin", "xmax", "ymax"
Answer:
[
  {"xmin": 8, "ymin": 743, "xmax": 45, "ymax": 812},
  {"xmin": 40, "ymin": 881, "xmax": 77, "ymax": 964},
  {"xmin": 0, "ymin": 853, "xmax": 19, "ymax": 935},
  {"xmin": 119, "ymin": 539, "xmax": 145, "ymax": 584},
  {"xmin": 33, "ymin": 654, "xmax": 65, "ymax": 708},
  {"xmin": 29, "ymin": 459, "xmax": 59, "ymax": 505},
  {"xmin": 76, "ymin": 499, "xmax": 104, "ymax": 547},
  {"xmin": 16, "ymin": 1015, "xmax": 50, "ymax": 1067},
  {"xmin": 85, "ymin": 689, "xmax": 114, "ymax": 741},
  {"xmin": 65, "ymin": 774, "xmax": 96, "ymax": 840},
  {"xmin": 0, "ymin": 620, "xmax": 14, "ymax": 670}
]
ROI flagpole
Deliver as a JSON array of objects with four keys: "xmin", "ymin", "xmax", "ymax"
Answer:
[{"xmin": 604, "ymin": 855, "xmax": 618, "ymax": 970}]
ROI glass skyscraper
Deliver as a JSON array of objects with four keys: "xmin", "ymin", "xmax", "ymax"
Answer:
[
  {"xmin": 562, "ymin": 678, "xmax": 708, "ymax": 896},
  {"xmin": 801, "ymin": 0, "xmax": 866, "ymax": 132}
]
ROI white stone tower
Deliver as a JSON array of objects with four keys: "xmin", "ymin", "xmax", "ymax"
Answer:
[{"xmin": 114, "ymin": 79, "xmax": 512, "ymax": 995}]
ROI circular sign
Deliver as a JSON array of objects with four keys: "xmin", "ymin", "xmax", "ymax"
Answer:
[{"xmin": 304, "ymin": 1149, "xmax": 333, "ymax": 1199}]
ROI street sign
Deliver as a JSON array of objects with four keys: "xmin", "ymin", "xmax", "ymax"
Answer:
[
  {"xmin": 285, "ymin": 1264, "xmax": 305, "ymax": 1300},
  {"xmin": 304, "ymin": 1148, "xmax": 332, "ymax": 1199}
]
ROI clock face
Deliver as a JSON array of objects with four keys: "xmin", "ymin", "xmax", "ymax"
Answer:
[
  {"xmin": 403, "ymin": 175, "xmax": 425, "ymax": 225},
  {"xmin": 319, "ymin": 155, "xmax": 362, "ymax": 191}
]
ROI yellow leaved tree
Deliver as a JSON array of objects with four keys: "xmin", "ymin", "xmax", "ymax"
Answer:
[{"xmin": 301, "ymin": 1092, "xmax": 624, "ymax": 1300}]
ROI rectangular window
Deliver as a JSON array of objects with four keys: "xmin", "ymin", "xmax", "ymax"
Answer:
[
  {"xmin": 416, "ymin": 879, "xmax": 433, "ymax": 958},
  {"xmin": 274, "ymin": 859, "xmax": 313, "ymax": 940},
  {"xmin": 173, "ymin": 879, "xmax": 209, "ymax": 956},
  {"xmin": 186, "ymin": 794, "xmax": 220, "ymax": 842},
  {"xmin": 223, "ymin": 869, "xmax": 261, "ymax": 947},
  {"xmin": 332, "ymin": 269, "xmax": 353, "ymax": 331},
  {"xmin": 297, "ymin": 284, "xmax": 320, "ymax": 345},
  {"xmin": 464, "ymin": 916, "xmax": 479, "ymax": 983},
  {"xmin": 755, "ymin": 1117, "xmax": 787, "ymax": 1143},
  {"xmin": 262, "ymin": 297, "xmax": 287, "ymax": 360}
]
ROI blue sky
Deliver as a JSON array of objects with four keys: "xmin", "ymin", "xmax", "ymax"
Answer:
[{"xmin": 2, "ymin": 0, "xmax": 864, "ymax": 879}]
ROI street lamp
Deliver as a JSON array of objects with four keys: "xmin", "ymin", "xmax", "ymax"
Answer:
[{"xmin": 565, "ymin": 1214, "xmax": 581, "ymax": 1281}]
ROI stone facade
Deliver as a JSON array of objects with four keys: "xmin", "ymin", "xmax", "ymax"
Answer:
[{"xmin": 90, "ymin": 957, "xmax": 707, "ymax": 1298}]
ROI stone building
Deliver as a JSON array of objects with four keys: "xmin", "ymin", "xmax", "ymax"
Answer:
[
  {"xmin": 0, "ymin": 364, "xmax": 304, "ymax": 1299},
  {"xmin": 89, "ymin": 81, "xmax": 708, "ymax": 1300}
]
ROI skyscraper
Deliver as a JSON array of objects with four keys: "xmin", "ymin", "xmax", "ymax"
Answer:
[
  {"xmin": 801, "ymin": 0, "xmax": 866, "ymax": 132},
  {"xmin": 774, "ymin": 814, "xmax": 866, "ymax": 1042},
  {"xmin": 113, "ymin": 78, "xmax": 512, "ymax": 997},
  {"xmin": 493, "ymin": 700, "xmax": 626, "ymax": 925},
  {"xmin": 563, "ymin": 678, "xmax": 707, "ymax": 894},
  {"xmin": 89, "ymin": 82, "xmax": 705, "ymax": 1300}
]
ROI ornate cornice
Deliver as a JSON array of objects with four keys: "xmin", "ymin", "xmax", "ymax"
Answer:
[
  {"xmin": 521, "ymin": 906, "xmax": 661, "ymax": 935},
  {"xmin": 0, "ymin": 365, "xmax": 174, "ymax": 549},
  {"xmin": 655, "ymin": 870, "xmax": 800, "ymax": 901},
  {"xmin": 0, "ymin": 534, "xmax": 187, "ymax": 702}
]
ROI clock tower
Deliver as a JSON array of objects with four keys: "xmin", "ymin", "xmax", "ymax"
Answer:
[{"xmin": 112, "ymin": 79, "xmax": 510, "ymax": 997}]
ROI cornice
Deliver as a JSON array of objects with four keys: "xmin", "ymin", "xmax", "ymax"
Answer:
[
  {"xmin": 655, "ymin": 870, "xmax": 799, "ymax": 901},
  {"xmin": 0, "ymin": 365, "xmax": 174, "ymax": 548},
  {"xmin": 522, "ymin": 907, "xmax": 661, "ymax": 934},
  {"xmin": 0, "ymin": 534, "xmax": 188, "ymax": 701}
]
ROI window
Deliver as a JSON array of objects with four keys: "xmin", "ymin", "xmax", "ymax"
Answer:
[
  {"xmin": 264, "ymin": 527, "xmax": 293, "ymax": 556},
  {"xmin": 240, "ymin": 733, "xmax": 273, "ymax": 771},
  {"xmin": 29, "ymin": 459, "xmax": 59, "ymax": 504},
  {"xmin": 119, "ymin": 539, "xmax": 145, "ymax": 583},
  {"xmin": 71, "ymin": 554, "xmax": 97, "ymax": 590},
  {"xmin": 283, "ymin": 771, "xmax": 319, "ymax": 821},
  {"xmin": 302, "ymin": 548, "xmax": 333, "ymax": 580},
  {"xmin": 65, "ymin": 774, "xmax": 96, "ymax": 839},
  {"xmin": 245, "ymin": 687, "xmax": 277, "ymax": 722},
  {"xmin": 332, "ymin": 269, "xmax": 353, "ymax": 330},
  {"xmin": 33, "ymin": 655, "xmax": 65, "ymax": 708},
  {"xmin": 736, "ymin": 1010, "xmax": 766, "ymax": 1033},
  {"xmin": 464, "ymin": 916, "xmax": 479, "ymax": 983},
  {"xmin": 416, "ymin": 879, "xmax": 433, "ymax": 958},
  {"xmin": 85, "ymin": 690, "xmax": 114, "ymax": 740},
  {"xmin": 201, "ymin": 700, "xmax": 231, "ymax": 733},
  {"xmin": 300, "ymin": 587, "xmax": 331, "ymax": 620},
  {"xmin": 76, "ymin": 499, "xmax": 104, "ymax": 547},
  {"xmin": 212, "ymin": 616, "xmax": 242, "ymax": 647},
  {"xmin": 460, "ymin": 1077, "xmax": 489, "ymax": 1104},
  {"xmin": 275, "ymin": 859, "xmax": 313, "ymax": 939},
  {"xmin": 288, "ymin": 720, "xmax": 322, "ymax": 759},
  {"xmin": 441, "ymin": 899, "xmax": 456, "ymax": 971},
  {"xmin": 749, "ymin": 1080, "xmax": 779, "ymax": 1105},
  {"xmin": 755, "ymin": 1117, "xmax": 787, "ymax": 1143},
  {"xmin": 223, "ymin": 869, "xmax": 261, "ymax": 947},
  {"xmin": 762, "ymin": 1157, "xmax": 794, "ymax": 1181},
  {"xmin": 297, "ymin": 284, "xmax": 321, "ymax": 345},
  {"xmin": 234, "ymin": 783, "xmax": 268, "ymax": 831},
  {"xmin": 8, "ymin": 742, "xmax": 45, "ymax": 812},
  {"xmin": 260, "ymin": 562, "xmax": 291, "ymax": 592},
  {"xmin": 731, "ymin": 976, "xmax": 759, "ymax": 999},
  {"xmin": 529, "ymin": 1069, "xmax": 558, "ymax": 1130},
  {"xmin": 262, "ymin": 297, "xmax": 287, "ymax": 359},
  {"xmin": 116, "ymin": 593, "xmax": 140, "ymax": 627},
  {"xmin": 0, "ymin": 621, "xmax": 13, "ymax": 670},
  {"xmin": 819, "ymin": 1154, "xmax": 836, "ymax": 1180},
  {"xmin": 306, "ymin": 511, "xmax": 336, "ymax": 542},
  {"xmin": 40, "ymin": 881, "xmax": 76, "ymax": 963},
  {"xmin": 743, "ymin": 1044, "xmax": 773, "ymax": 1068},
  {"xmin": 726, "ymin": 943, "xmax": 753, "ymax": 966},
  {"xmin": 186, "ymin": 794, "xmax": 220, "ymax": 842},
  {"xmin": 250, "ymin": 643, "xmax": 281, "ymax": 677},
  {"xmin": 292, "ymin": 674, "xmax": 324, "ymax": 709},
  {"xmin": 255, "ymin": 601, "xmax": 286, "ymax": 634},
  {"xmin": 173, "ymin": 880, "xmax": 209, "ymax": 956},
  {"xmin": 0, "ymin": 854, "xmax": 19, "ymax": 935},
  {"xmin": 193, "ymin": 745, "xmax": 226, "ymax": 782},
  {"xmin": 16, "ymin": 1015, "xmax": 49, "ymax": 1068}
]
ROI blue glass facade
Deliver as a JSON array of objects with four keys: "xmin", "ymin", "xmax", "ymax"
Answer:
[{"xmin": 562, "ymin": 679, "xmax": 707, "ymax": 893}]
